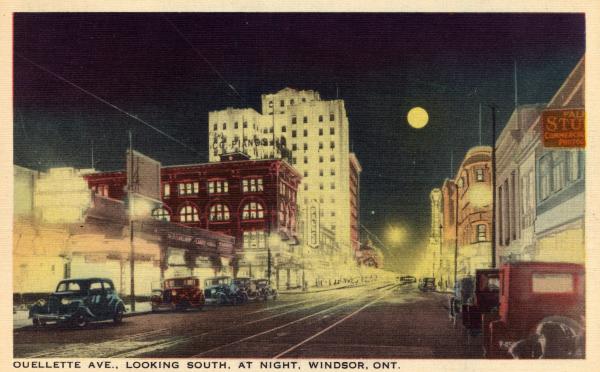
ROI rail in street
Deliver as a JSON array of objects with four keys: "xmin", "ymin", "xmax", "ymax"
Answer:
[{"xmin": 14, "ymin": 282, "xmax": 482, "ymax": 359}]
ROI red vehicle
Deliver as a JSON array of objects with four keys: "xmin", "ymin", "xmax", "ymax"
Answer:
[
  {"xmin": 462, "ymin": 269, "xmax": 499, "ymax": 331},
  {"xmin": 151, "ymin": 276, "xmax": 205, "ymax": 311},
  {"xmin": 482, "ymin": 262, "xmax": 585, "ymax": 359}
]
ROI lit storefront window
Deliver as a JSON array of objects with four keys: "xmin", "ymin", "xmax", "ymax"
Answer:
[{"xmin": 243, "ymin": 230, "xmax": 266, "ymax": 250}]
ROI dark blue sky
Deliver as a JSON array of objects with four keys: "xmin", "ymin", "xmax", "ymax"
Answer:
[{"xmin": 13, "ymin": 13, "xmax": 585, "ymax": 268}]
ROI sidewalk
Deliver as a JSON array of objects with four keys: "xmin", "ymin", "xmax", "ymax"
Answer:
[{"xmin": 13, "ymin": 302, "xmax": 152, "ymax": 330}]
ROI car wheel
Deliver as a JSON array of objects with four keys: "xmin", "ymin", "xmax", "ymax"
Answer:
[
  {"xmin": 218, "ymin": 294, "xmax": 227, "ymax": 306},
  {"xmin": 231, "ymin": 296, "xmax": 238, "ymax": 306},
  {"xmin": 72, "ymin": 313, "xmax": 88, "ymax": 328},
  {"xmin": 32, "ymin": 318, "xmax": 42, "ymax": 327},
  {"xmin": 113, "ymin": 306, "xmax": 124, "ymax": 324}
]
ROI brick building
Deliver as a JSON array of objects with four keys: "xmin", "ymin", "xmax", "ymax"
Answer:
[
  {"xmin": 85, "ymin": 153, "xmax": 301, "ymax": 281},
  {"xmin": 439, "ymin": 146, "xmax": 493, "ymax": 290}
]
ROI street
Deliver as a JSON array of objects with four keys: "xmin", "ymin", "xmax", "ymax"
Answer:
[{"xmin": 14, "ymin": 282, "xmax": 482, "ymax": 359}]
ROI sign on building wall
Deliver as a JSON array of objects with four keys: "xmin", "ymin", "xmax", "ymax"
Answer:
[
  {"xmin": 541, "ymin": 108, "xmax": 585, "ymax": 148},
  {"xmin": 126, "ymin": 150, "xmax": 162, "ymax": 201},
  {"xmin": 308, "ymin": 201, "xmax": 320, "ymax": 249}
]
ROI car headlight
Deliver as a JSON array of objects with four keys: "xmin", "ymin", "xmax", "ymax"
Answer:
[
  {"xmin": 211, "ymin": 289, "xmax": 216, "ymax": 294},
  {"xmin": 61, "ymin": 298, "xmax": 72, "ymax": 305},
  {"xmin": 171, "ymin": 290, "xmax": 177, "ymax": 296}
]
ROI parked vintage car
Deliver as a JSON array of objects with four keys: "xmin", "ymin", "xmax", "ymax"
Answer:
[
  {"xmin": 462, "ymin": 269, "xmax": 499, "ymax": 331},
  {"xmin": 418, "ymin": 277, "xmax": 436, "ymax": 292},
  {"xmin": 151, "ymin": 276, "xmax": 205, "ymax": 312},
  {"xmin": 253, "ymin": 279, "xmax": 278, "ymax": 301},
  {"xmin": 29, "ymin": 278, "xmax": 126, "ymax": 328},
  {"xmin": 204, "ymin": 276, "xmax": 248, "ymax": 305},
  {"xmin": 482, "ymin": 262, "xmax": 585, "ymax": 359},
  {"xmin": 449, "ymin": 275, "xmax": 475, "ymax": 320}
]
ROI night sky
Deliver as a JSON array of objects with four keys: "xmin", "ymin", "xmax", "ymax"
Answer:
[{"xmin": 13, "ymin": 13, "xmax": 585, "ymax": 270}]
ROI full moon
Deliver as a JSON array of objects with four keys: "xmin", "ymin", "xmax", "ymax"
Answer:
[{"xmin": 407, "ymin": 107, "xmax": 429, "ymax": 129}]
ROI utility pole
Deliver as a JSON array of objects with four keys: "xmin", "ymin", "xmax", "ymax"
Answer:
[
  {"xmin": 490, "ymin": 105, "xmax": 497, "ymax": 268},
  {"xmin": 128, "ymin": 130, "xmax": 136, "ymax": 312},
  {"xmin": 267, "ymin": 242, "xmax": 272, "ymax": 285},
  {"xmin": 454, "ymin": 183, "xmax": 459, "ymax": 288},
  {"xmin": 272, "ymin": 99, "xmax": 276, "ymax": 158}
]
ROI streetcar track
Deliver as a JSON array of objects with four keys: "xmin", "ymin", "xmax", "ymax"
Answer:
[
  {"xmin": 274, "ymin": 291, "xmax": 389, "ymax": 358},
  {"xmin": 108, "ymin": 291, "xmax": 362, "ymax": 358},
  {"xmin": 191, "ymin": 285, "xmax": 396, "ymax": 358},
  {"xmin": 17, "ymin": 283, "xmax": 396, "ymax": 359}
]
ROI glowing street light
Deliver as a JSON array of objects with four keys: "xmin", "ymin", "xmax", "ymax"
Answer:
[{"xmin": 386, "ymin": 225, "xmax": 407, "ymax": 245}]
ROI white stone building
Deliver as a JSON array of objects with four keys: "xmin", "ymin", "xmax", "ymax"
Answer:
[{"xmin": 208, "ymin": 88, "xmax": 356, "ymax": 259}]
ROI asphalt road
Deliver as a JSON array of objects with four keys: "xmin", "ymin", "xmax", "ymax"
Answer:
[{"xmin": 13, "ymin": 282, "xmax": 483, "ymax": 358}]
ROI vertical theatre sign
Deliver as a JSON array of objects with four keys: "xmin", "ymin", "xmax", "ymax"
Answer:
[
  {"xmin": 308, "ymin": 200, "xmax": 320, "ymax": 249},
  {"xmin": 541, "ymin": 108, "xmax": 585, "ymax": 148}
]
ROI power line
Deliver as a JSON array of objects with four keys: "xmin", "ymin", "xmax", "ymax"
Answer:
[
  {"xmin": 359, "ymin": 223, "xmax": 390, "ymax": 255},
  {"xmin": 16, "ymin": 52, "xmax": 203, "ymax": 157},
  {"xmin": 163, "ymin": 16, "xmax": 244, "ymax": 103}
]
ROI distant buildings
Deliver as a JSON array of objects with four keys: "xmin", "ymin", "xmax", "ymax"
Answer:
[{"xmin": 208, "ymin": 88, "xmax": 360, "ymax": 262}]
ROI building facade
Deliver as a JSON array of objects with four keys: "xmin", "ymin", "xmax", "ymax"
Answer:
[
  {"xmin": 439, "ymin": 146, "xmax": 493, "ymax": 290},
  {"xmin": 534, "ymin": 57, "xmax": 585, "ymax": 263},
  {"xmin": 208, "ymin": 88, "xmax": 357, "ymax": 261},
  {"xmin": 86, "ymin": 154, "xmax": 302, "ymax": 284},
  {"xmin": 495, "ymin": 104, "xmax": 545, "ymax": 264},
  {"xmin": 493, "ymin": 56, "xmax": 585, "ymax": 265}
]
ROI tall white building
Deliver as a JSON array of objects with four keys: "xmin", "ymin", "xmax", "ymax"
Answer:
[{"xmin": 208, "ymin": 88, "xmax": 357, "ymax": 258}]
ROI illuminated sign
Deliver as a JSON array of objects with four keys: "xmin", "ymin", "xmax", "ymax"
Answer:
[
  {"xmin": 308, "ymin": 202, "xmax": 320, "ymax": 249},
  {"xmin": 541, "ymin": 108, "xmax": 585, "ymax": 148}
]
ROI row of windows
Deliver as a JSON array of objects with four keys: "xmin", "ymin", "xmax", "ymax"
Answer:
[
  {"xmin": 152, "ymin": 202, "xmax": 265, "ymax": 223},
  {"xmin": 291, "ymin": 128, "xmax": 336, "ymax": 137},
  {"xmin": 292, "ymin": 155, "xmax": 336, "ymax": 165},
  {"xmin": 538, "ymin": 151, "xmax": 582, "ymax": 202},
  {"xmin": 303, "ymin": 169, "xmax": 336, "ymax": 177},
  {"xmin": 303, "ymin": 182, "xmax": 336, "ymax": 191},
  {"xmin": 291, "ymin": 142, "xmax": 336, "ymax": 151},
  {"xmin": 213, "ymin": 121, "xmax": 253, "ymax": 131},
  {"xmin": 278, "ymin": 182, "xmax": 296, "ymax": 202},
  {"xmin": 212, "ymin": 113, "xmax": 335, "ymax": 132},
  {"xmin": 268, "ymin": 97, "xmax": 308, "ymax": 108},
  {"xmin": 163, "ymin": 178, "xmax": 262, "ymax": 197},
  {"xmin": 290, "ymin": 113, "xmax": 335, "ymax": 124}
]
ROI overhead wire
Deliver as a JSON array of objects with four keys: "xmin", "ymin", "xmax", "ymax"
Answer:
[
  {"xmin": 163, "ymin": 16, "xmax": 245, "ymax": 104},
  {"xmin": 15, "ymin": 52, "xmax": 203, "ymax": 157}
]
